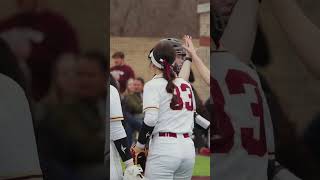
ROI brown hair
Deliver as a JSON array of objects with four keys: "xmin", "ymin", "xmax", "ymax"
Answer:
[
  {"xmin": 112, "ymin": 51, "xmax": 125, "ymax": 59},
  {"xmin": 152, "ymin": 41, "xmax": 179, "ymax": 108}
]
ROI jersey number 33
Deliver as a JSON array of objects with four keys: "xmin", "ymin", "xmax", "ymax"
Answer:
[
  {"xmin": 212, "ymin": 69, "xmax": 267, "ymax": 157},
  {"xmin": 170, "ymin": 83, "xmax": 194, "ymax": 111}
]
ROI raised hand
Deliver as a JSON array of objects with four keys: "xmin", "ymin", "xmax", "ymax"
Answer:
[{"xmin": 182, "ymin": 35, "xmax": 197, "ymax": 57}]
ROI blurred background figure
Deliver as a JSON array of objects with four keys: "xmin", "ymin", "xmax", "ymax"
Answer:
[
  {"xmin": 110, "ymin": 51, "xmax": 135, "ymax": 94},
  {"xmin": 0, "ymin": 0, "xmax": 79, "ymax": 101},
  {"xmin": 134, "ymin": 77, "xmax": 144, "ymax": 96},
  {"xmin": 36, "ymin": 51, "xmax": 106, "ymax": 180},
  {"xmin": 122, "ymin": 77, "xmax": 145, "ymax": 146},
  {"xmin": 122, "ymin": 78, "xmax": 135, "ymax": 97},
  {"xmin": 77, "ymin": 51, "xmax": 106, "ymax": 103},
  {"xmin": 35, "ymin": 53, "xmax": 78, "ymax": 122},
  {"xmin": 0, "ymin": 37, "xmax": 43, "ymax": 179}
]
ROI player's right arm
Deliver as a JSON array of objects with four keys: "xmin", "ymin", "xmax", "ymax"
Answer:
[
  {"xmin": 109, "ymin": 85, "xmax": 134, "ymax": 167},
  {"xmin": 182, "ymin": 35, "xmax": 210, "ymax": 85},
  {"xmin": 270, "ymin": 0, "xmax": 320, "ymax": 79},
  {"xmin": 110, "ymin": 85, "xmax": 145, "ymax": 178},
  {"xmin": 135, "ymin": 82, "xmax": 160, "ymax": 149},
  {"xmin": 178, "ymin": 59, "xmax": 192, "ymax": 81},
  {"xmin": 220, "ymin": 0, "xmax": 260, "ymax": 64}
]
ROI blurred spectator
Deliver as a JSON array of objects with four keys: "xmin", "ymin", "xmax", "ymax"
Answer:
[
  {"xmin": 124, "ymin": 78, "xmax": 144, "ymax": 114},
  {"xmin": 0, "ymin": 0, "xmax": 79, "ymax": 101},
  {"xmin": 122, "ymin": 77, "xmax": 145, "ymax": 145},
  {"xmin": 77, "ymin": 52, "xmax": 106, "ymax": 102},
  {"xmin": 37, "ymin": 51, "xmax": 106, "ymax": 180},
  {"xmin": 122, "ymin": 78, "xmax": 135, "ymax": 97},
  {"xmin": 69, "ymin": 51, "xmax": 106, "ymax": 179},
  {"xmin": 110, "ymin": 51, "xmax": 135, "ymax": 93},
  {"xmin": 35, "ymin": 53, "xmax": 77, "ymax": 125},
  {"xmin": 134, "ymin": 77, "xmax": 144, "ymax": 96}
]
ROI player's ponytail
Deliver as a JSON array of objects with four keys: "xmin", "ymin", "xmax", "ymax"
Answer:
[
  {"xmin": 152, "ymin": 42, "xmax": 178, "ymax": 107},
  {"xmin": 162, "ymin": 59, "xmax": 180, "ymax": 108},
  {"xmin": 163, "ymin": 60, "xmax": 175, "ymax": 93}
]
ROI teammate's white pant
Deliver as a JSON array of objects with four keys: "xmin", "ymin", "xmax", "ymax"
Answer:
[
  {"xmin": 110, "ymin": 141, "xmax": 123, "ymax": 180},
  {"xmin": 145, "ymin": 134, "xmax": 195, "ymax": 180},
  {"xmin": 273, "ymin": 169, "xmax": 302, "ymax": 180}
]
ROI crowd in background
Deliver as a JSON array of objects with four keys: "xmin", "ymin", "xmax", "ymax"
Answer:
[
  {"xmin": 110, "ymin": 51, "xmax": 210, "ymax": 154},
  {"xmin": 0, "ymin": 0, "xmax": 106, "ymax": 179}
]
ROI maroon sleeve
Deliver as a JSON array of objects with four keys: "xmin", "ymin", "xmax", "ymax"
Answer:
[
  {"xmin": 0, "ymin": 15, "xmax": 19, "ymax": 32},
  {"xmin": 128, "ymin": 66, "xmax": 135, "ymax": 78},
  {"xmin": 44, "ymin": 12, "xmax": 79, "ymax": 54},
  {"xmin": 57, "ymin": 16, "xmax": 79, "ymax": 53}
]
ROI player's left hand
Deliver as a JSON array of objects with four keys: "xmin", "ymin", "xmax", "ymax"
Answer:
[
  {"xmin": 130, "ymin": 144, "xmax": 148, "ymax": 171},
  {"xmin": 123, "ymin": 164, "xmax": 146, "ymax": 180},
  {"xmin": 131, "ymin": 145, "xmax": 145, "ymax": 156},
  {"xmin": 182, "ymin": 35, "xmax": 197, "ymax": 57}
]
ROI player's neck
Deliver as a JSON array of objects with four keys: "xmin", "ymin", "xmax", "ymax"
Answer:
[
  {"xmin": 153, "ymin": 72, "xmax": 163, "ymax": 79},
  {"xmin": 153, "ymin": 67, "xmax": 163, "ymax": 75}
]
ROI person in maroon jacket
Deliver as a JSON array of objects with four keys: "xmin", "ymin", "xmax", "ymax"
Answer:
[
  {"xmin": 0, "ymin": 0, "xmax": 79, "ymax": 101},
  {"xmin": 110, "ymin": 51, "xmax": 135, "ymax": 94}
]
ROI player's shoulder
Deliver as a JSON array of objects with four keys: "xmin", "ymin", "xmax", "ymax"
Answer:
[
  {"xmin": 110, "ymin": 84, "xmax": 117, "ymax": 92},
  {"xmin": 212, "ymin": 52, "xmax": 258, "ymax": 76},
  {"xmin": 145, "ymin": 77, "xmax": 166, "ymax": 89},
  {"xmin": 212, "ymin": 52, "xmax": 244, "ymax": 67},
  {"xmin": 110, "ymin": 85, "xmax": 120, "ymax": 96}
]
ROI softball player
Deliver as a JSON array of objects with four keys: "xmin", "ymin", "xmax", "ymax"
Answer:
[
  {"xmin": 0, "ymin": 74, "xmax": 43, "ymax": 180},
  {"xmin": 109, "ymin": 79, "xmax": 144, "ymax": 180},
  {"xmin": 132, "ymin": 41, "xmax": 196, "ymax": 180}
]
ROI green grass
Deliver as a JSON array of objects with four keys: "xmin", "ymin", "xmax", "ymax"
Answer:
[
  {"xmin": 193, "ymin": 155, "xmax": 210, "ymax": 176},
  {"xmin": 121, "ymin": 155, "xmax": 210, "ymax": 176}
]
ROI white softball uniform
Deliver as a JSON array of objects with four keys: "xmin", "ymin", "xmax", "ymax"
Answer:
[
  {"xmin": 211, "ymin": 52, "xmax": 275, "ymax": 180},
  {"xmin": 0, "ymin": 74, "xmax": 42, "ymax": 180},
  {"xmin": 109, "ymin": 85, "xmax": 125, "ymax": 180},
  {"xmin": 143, "ymin": 75, "xmax": 196, "ymax": 180}
]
